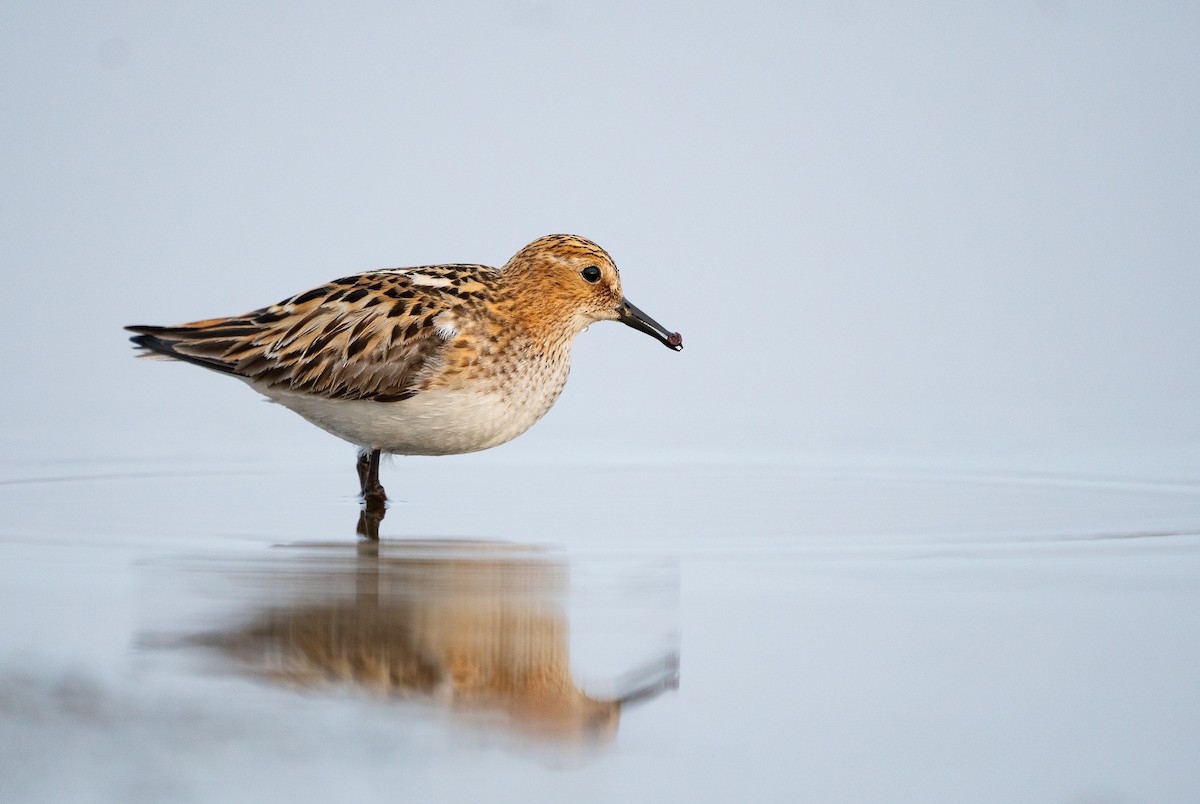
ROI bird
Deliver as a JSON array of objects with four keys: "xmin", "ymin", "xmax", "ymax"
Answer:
[{"xmin": 126, "ymin": 234, "xmax": 682, "ymax": 519}]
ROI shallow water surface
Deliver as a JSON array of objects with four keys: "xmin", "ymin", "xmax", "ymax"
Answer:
[{"xmin": 2, "ymin": 461, "xmax": 1200, "ymax": 802}]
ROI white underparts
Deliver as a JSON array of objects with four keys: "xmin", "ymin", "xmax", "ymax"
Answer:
[{"xmin": 254, "ymin": 371, "xmax": 568, "ymax": 456}]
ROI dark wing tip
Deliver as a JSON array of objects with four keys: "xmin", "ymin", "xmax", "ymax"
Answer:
[
  {"xmin": 125, "ymin": 326, "xmax": 238, "ymax": 375},
  {"xmin": 126, "ymin": 326, "xmax": 169, "ymax": 352}
]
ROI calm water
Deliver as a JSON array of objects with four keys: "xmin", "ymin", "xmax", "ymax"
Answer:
[{"xmin": 2, "ymin": 459, "xmax": 1199, "ymax": 802}]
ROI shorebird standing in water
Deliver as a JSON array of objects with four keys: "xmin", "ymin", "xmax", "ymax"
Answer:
[{"xmin": 127, "ymin": 234, "xmax": 682, "ymax": 531}]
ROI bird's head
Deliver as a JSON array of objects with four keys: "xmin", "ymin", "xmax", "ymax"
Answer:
[{"xmin": 503, "ymin": 234, "xmax": 682, "ymax": 351}]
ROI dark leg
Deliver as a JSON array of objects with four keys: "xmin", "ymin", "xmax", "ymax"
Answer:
[
  {"xmin": 355, "ymin": 449, "xmax": 387, "ymax": 541},
  {"xmin": 356, "ymin": 449, "xmax": 387, "ymax": 503},
  {"xmin": 356, "ymin": 450, "xmax": 372, "ymax": 494}
]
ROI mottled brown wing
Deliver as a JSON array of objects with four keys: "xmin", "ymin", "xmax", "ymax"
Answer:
[{"xmin": 127, "ymin": 269, "xmax": 472, "ymax": 402}]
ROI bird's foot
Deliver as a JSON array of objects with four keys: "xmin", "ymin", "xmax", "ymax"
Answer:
[
  {"xmin": 355, "ymin": 448, "xmax": 386, "ymax": 540},
  {"xmin": 362, "ymin": 483, "xmax": 387, "ymax": 508}
]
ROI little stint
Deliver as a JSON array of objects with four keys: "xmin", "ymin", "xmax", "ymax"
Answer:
[{"xmin": 127, "ymin": 234, "xmax": 682, "ymax": 523}]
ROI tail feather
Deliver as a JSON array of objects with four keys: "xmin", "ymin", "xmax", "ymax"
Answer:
[{"xmin": 125, "ymin": 325, "xmax": 240, "ymax": 375}]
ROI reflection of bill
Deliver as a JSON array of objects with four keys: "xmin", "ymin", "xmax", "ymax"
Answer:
[{"xmin": 196, "ymin": 541, "xmax": 679, "ymax": 745}]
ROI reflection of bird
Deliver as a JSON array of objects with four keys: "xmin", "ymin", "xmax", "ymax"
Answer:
[
  {"xmin": 197, "ymin": 542, "xmax": 679, "ymax": 745},
  {"xmin": 127, "ymin": 235, "xmax": 681, "ymax": 510}
]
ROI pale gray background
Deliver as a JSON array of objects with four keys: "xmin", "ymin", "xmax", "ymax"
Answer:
[
  {"xmin": 3, "ymin": 1, "xmax": 1197, "ymax": 479},
  {"xmin": 3, "ymin": 3, "xmax": 1200, "ymax": 803}
]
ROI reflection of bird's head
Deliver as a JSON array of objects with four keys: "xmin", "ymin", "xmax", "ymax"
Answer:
[
  {"xmin": 502, "ymin": 651, "xmax": 681, "ymax": 745},
  {"xmin": 503, "ymin": 693, "xmax": 623, "ymax": 747}
]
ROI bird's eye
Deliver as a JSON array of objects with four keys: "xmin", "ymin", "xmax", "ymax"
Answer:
[{"xmin": 581, "ymin": 265, "xmax": 602, "ymax": 283}]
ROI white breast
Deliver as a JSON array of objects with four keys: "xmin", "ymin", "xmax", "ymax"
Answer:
[{"xmin": 256, "ymin": 356, "xmax": 572, "ymax": 455}]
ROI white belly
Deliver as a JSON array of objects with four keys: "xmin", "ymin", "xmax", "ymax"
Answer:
[{"xmin": 257, "ymin": 385, "xmax": 560, "ymax": 456}]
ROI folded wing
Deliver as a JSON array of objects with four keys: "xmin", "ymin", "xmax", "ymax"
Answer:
[{"xmin": 127, "ymin": 269, "xmax": 472, "ymax": 403}]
